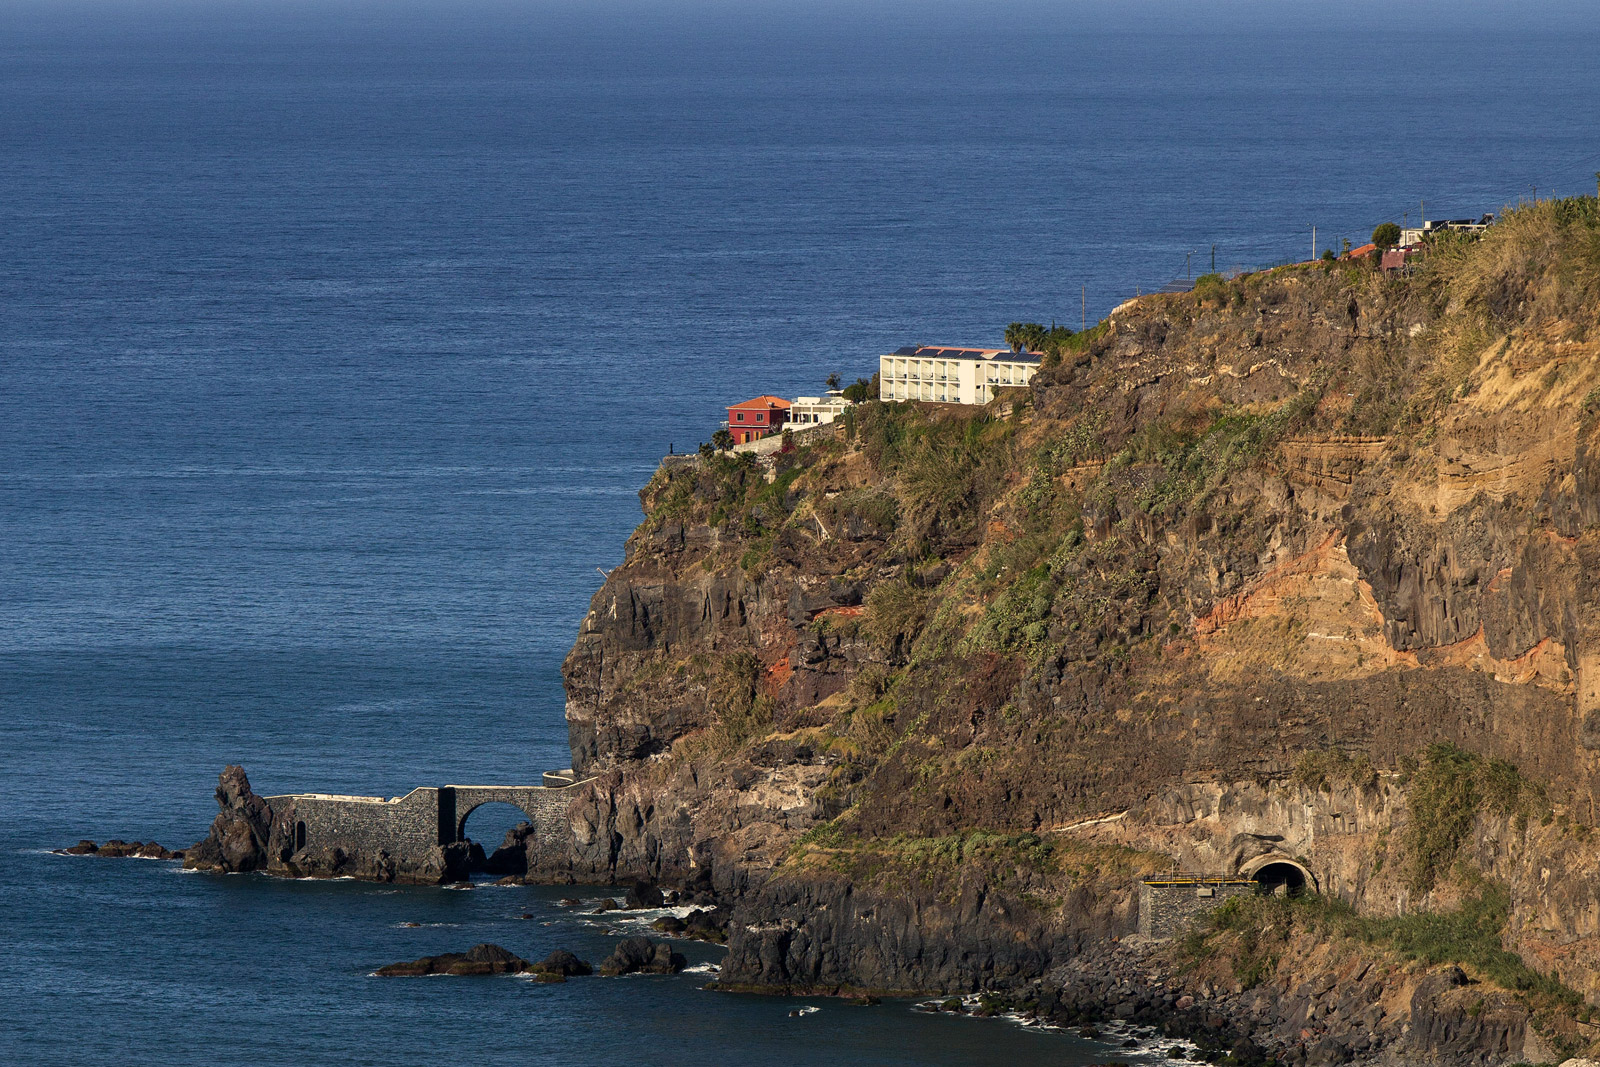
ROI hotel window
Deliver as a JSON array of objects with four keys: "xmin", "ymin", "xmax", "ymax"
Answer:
[{"xmin": 736, "ymin": 413, "xmax": 744, "ymax": 421}]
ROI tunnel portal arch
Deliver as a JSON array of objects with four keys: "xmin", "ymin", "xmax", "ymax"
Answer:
[{"xmin": 1240, "ymin": 855, "xmax": 1318, "ymax": 894}]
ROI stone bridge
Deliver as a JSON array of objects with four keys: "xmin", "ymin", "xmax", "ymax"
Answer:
[{"xmin": 265, "ymin": 770, "xmax": 596, "ymax": 877}]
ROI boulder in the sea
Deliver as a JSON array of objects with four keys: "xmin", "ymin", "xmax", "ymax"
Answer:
[
  {"xmin": 598, "ymin": 937, "xmax": 686, "ymax": 976},
  {"xmin": 530, "ymin": 949, "xmax": 592, "ymax": 979},
  {"xmin": 58, "ymin": 840, "xmax": 99, "ymax": 855},
  {"xmin": 592, "ymin": 897, "xmax": 620, "ymax": 913},
  {"xmin": 484, "ymin": 822, "xmax": 535, "ymax": 878},
  {"xmin": 683, "ymin": 907, "xmax": 728, "ymax": 943},
  {"xmin": 184, "ymin": 765, "xmax": 276, "ymax": 873},
  {"xmin": 374, "ymin": 943, "xmax": 528, "ymax": 977},
  {"xmin": 625, "ymin": 880, "xmax": 665, "ymax": 909}
]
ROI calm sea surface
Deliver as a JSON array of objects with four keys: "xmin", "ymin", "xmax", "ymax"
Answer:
[{"xmin": 3, "ymin": 4, "xmax": 1598, "ymax": 1063}]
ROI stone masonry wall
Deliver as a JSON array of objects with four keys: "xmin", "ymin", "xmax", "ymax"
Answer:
[
  {"xmin": 265, "ymin": 778, "xmax": 595, "ymax": 882},
  {"xmin": 1139, "ymin": 880, "xmax": 1258, "ymax": 939}
]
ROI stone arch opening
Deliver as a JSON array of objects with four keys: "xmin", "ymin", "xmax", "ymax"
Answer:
[
  {"xmin": 457, "ymin": 801, "xmax": 539, "ymax": 878},
  {"xmin": 294, "ymin": 820, "xmax": 306, "ymax": 851},
  {"xmin": 1242, "ymin": 856, "xmax": 1317, "ymax": 895}
]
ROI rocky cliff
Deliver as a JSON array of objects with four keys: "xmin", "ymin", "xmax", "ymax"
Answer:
[{"xmin": 554, "ymin": 199, "xmax": 1600, "ymax": 1061}]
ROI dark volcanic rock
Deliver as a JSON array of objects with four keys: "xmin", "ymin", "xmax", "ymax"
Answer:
[
  {"xmin": 653, "ymin": 907, "xmax": 728, "ymax": 943},
  {"xmin": 484, "ymin": 822, "xmax": 535, "ymax": 877},
  {"xmin": 184, "ymin": 765, "xmax": 275, "ymax": 873},
  {"xmin": 62, "ymin": 839, "xmax": 179, "ymax": 859},
  {"xmin": 598, "ymin": 937, "xmax": 686, "ymax": 976},
  {"xmin": 530, "ymin": 949, "xmax": 592, "ymax": 978},
  {"xmin": 374, "ymin": 943, "xmax": 528, "ymax": 977},
  {"xmin": 625, "ymin": 879, "xmax": 665, "ymax": 909}
]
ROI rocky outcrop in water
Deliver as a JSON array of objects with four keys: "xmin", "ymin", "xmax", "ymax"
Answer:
[
  {"xmin": 183, "ymin": 765, "xmax": 274, "ymax": 873},
  {"xmin": 374, "ymin": 943, "xmax": 528, "ymax": 977},
  {"xmin": 598, "ymin": 937, "xmax": 686, "ymax": 976},
  {"xmin": 56, "ymin": 839, "xmax": 181, "ymax": 859}
]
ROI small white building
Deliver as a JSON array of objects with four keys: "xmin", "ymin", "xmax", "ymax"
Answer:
[
  {"xmin": 789, "ymin": 391, "xmax": 853, "ymax": 427},
  {"xmin": 1400, "ymin": 214, "xmax": 1494, "ymax": 247},
  {"xmin": 878, "ymin": 345, "xmax": 1041, "ymax": 406}
]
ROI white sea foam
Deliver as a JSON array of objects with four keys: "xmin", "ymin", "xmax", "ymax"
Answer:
[
  {"xmin": 791, "ymin": 1005, "xmax": 819, "ymax": 1016},
  {"xmin": 583, "ymin": 903, "xmax": 706, "ymax": 934},
  {"xmin": 683, "ymin": 962, "xmax": 721, "ymax": 976}
]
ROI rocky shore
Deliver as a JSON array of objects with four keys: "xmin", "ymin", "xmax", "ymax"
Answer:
[
  {"xmin": 56, "ymin": 839, "xmax": 182, "ymax": 860},
  {"xmin": 167, "ymin": 205, "xmax": 1600, "ymax": 1064},
  {"xmin": 1018, "ymin": 939, "xmax": 1557, "ymax": 1067}
]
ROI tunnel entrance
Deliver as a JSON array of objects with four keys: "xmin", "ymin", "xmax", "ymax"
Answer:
[
  {"xmin": 1252, "ymin": 861, "xmax": 1310, "ymax": 896},
  {"xmin": 457, "ymin": 802, "xmax": 538, "ymax": 879}
]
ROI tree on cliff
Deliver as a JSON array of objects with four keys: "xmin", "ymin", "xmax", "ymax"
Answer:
[
  {"xmin": 842, "ymin": 374, "xmax": 877, "ymax": 403},
  {"xmin": 1372, "ymin": 222, "xmax": 1402, "ymax": 250},
  {"xmin": 711, "ymin": 428, "xmax": 733, "ymax": 451}
]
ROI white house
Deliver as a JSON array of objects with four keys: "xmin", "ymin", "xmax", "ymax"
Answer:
[
  {"xmin": 878, "ymin": 345, "xmax": 1041, "ymax": 406},
  {"xmin": 789, "ymin": 391, "xmax": 853, "ymax": 427}
]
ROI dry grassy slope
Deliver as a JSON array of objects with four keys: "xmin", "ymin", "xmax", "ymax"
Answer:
[{"xmin": 560, "ymin": 199, "xmax": 1600, "ymax": 1009}]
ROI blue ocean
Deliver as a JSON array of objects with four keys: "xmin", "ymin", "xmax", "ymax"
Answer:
[{"xmin": 3, "ymin": 2, "xmax": 1598, "ymax": 1062}]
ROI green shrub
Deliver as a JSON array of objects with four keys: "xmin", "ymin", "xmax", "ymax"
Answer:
[
  {"xmin": 862, "ymin": 578, "xmax": 933, "ymax": 659},
  {"xmin": 1404, "ymin": 743, "xmax": 1548, "ymax": 895}
]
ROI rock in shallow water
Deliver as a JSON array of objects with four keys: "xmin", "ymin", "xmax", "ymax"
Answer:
[
  {"xmin": 598, "ymin": 937, "xmax": 686, "ymax": 976},
  {"xmin": 531, "ymin": 950, "xmax": 592, "ymax": 978},
  {"xmin": 374, "ymin": 943, "xmax": 528, "ymax": 977},
  {"xmin": 55, "ymin": 839, "xmax": 180, "ymax": 859},
  {"xmin": 624, "ymin": 879, "xmax": 664, "ymax": 909}
]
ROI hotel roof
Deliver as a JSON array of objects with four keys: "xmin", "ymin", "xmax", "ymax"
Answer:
[{"xmin": 890, "ymin": 345, "xmax": 1041, "ymax": 362}]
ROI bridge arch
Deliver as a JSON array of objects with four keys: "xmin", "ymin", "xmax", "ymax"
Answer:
[
  {"xmin": 455, "ymin": 799, "xmax": 540, "ymax": 844},
  {"xmin": 446, "ymin": 785, "xmax": 558, "ymax": 846},
  {"xmin": 1240, "ymin": 854, "xmax": 1318, "ymax": 894}
]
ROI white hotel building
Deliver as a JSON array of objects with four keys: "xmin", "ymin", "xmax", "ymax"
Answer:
[{"xmin": 878, "ymin": 345, "xmax": 1042, "ymax": 406}]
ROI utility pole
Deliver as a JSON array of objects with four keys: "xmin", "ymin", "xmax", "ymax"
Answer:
[
  {"xmin": 1081, "ymin": 285, "xmax": 1086, "ymax": 332},
  {"xmin": 1186, "ymin": 250, "xmax": 1192, "ymax": 279},
  {"xmin": 1211, "ymin": 244, "xmax": 1216, "ymax": 272},
  {"xmin": 1312, "ymin": 225, "xmax": 1317, "ymax": 261}
]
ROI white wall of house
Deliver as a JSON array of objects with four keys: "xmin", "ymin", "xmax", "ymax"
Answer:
[
  {"xmin": 789, "ymin": 395, "xmax": 852, "ymax": 426},
  {"xmin": 878, "ymin": 352, "xmax": 1040, "ymax": 405}
]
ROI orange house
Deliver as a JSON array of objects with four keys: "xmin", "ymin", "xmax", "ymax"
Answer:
[{"xmin": 726, "ymin": 395, "xmax": 791, "ymax": 445}]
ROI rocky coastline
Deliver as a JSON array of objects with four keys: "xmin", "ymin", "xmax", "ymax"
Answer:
[{"xmin": 167, "ymin": 204, "xmax": 1600, "ymax": 1064}]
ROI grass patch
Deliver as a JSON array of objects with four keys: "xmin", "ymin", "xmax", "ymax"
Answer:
[
  {"xmin": 1402, "ymin": 743, "xmax": 1549, "ymax": 895},
  {"xmin": 1185, "ymin": 882, "xmax": 1584, "ymax": 1021}
]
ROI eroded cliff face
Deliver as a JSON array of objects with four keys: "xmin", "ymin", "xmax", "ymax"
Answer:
[{"xmin": 557, "ymin": 199, "xmax": 1600, "ymax": 1060}]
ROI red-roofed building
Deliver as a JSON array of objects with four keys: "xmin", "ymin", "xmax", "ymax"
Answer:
[
  {"xmin": 1381, "ymin": 247, "xmax": 1415, "ymax": 272},
  {"xmin": 726, "ymin": 395, "xmax": 791, "ymax": 445}
]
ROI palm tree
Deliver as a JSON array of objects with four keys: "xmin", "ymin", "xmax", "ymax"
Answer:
[{"xmin": 1004, "ymin": 322, "xmax": 1025, "ymax": 352}]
